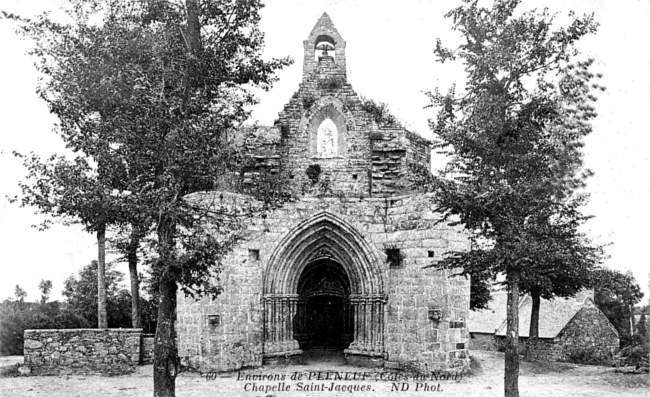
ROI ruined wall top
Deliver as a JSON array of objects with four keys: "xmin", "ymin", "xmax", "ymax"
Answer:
[{"xmin": 227, "ymin": 13, "xmax": 433, "ymax": 198}]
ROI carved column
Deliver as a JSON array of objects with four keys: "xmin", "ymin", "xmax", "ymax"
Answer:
[
  {"xmin": 346, "ymin": 294, "xmax": 387, "ymax": 357},
  {"xmin": 263, "ymin": 294, "xmax": 302, "ymax": 357},
  {"xmin": 354, "ymin": 298, "xmax": 360, "ymax": 342},
  {"xmin": 280, "ymin": 295, "xmax": 287, "ymax": 347},
  {"xmin": 370, "ymin": 299, "xmax": 376, "ymax": 346}
]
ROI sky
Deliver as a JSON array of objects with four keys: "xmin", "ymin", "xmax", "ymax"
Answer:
[{"xmin": 0, "ymin": 0, "xmax": 649, "ymax": 303}]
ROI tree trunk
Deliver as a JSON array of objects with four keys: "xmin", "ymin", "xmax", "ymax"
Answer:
[
  {"xmin": 153, "ymin": 278, "xmax": 177, "ymax": 397},
  {"xmin": 152, "ymin": 3, "xmax": 199, "ymax": 395},
  {"xmin": 97, "ymin": 225, "xmax": 108, "ymax": 329},
  {"xmin": 630, "ymin": 304, "xmax": 634, "ymax": 338},
  {"xmin": 182, "ymin": 0, "xmax": 201, "ymax": 100},
  {"xmin": 524, "ymin": 287, "xmax": 541, "ymax": 361},
  {"xmin": 186, "ymin": 0, "xmax": 201, "ymax": 56},
  {"xmin": 153, "ymin": 217, "xmax": 177, "ymax": 397},
  {"xmin": 127, "ymin": 225, "xmax": 142, "ymax": 329},
  {"xmin": 504, "ymin": 270, "xmax": 520, "ymax": 397}
]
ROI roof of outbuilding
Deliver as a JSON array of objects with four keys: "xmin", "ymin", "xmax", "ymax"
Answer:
[
  {"xmin": 494, "ymin": 295, "xmax": 586, "ymax": 338},
  {"xmin": 469, "ymin": 290, "xmax": 595, "ymax": 338},
  {"xmin": 468, "ymin": 291, "xmax": 510, "ymax": 334}
]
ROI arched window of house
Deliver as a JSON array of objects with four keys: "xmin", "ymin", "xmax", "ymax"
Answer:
[{"xmin": 316, "ymin": 119, "xmax": 338, "ymax": 157}]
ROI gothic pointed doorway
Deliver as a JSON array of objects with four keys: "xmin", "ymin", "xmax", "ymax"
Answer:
[
  {"xmin": 262, "ymin": 211, "xmax": 387, "ymax": 365},
  {"xmin": 295, "ymin": 260, "xmax": 354, "ymax": 351}
]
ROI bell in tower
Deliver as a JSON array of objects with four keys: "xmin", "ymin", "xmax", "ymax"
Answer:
[{"xmin": 303, "ymin": 13, "xmax": 347, "ymax": 79}]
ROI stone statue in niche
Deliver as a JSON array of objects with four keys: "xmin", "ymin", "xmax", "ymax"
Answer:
[{"xmin": 317, "ymin": 119, "xmax": 338, "ymax": 157}]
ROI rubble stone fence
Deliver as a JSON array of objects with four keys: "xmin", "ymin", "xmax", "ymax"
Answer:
[{"xmin": 23, "ymin": 328, "xmax": 148, "ymax": 375}]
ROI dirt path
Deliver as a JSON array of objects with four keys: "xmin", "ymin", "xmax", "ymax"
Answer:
[{"xmin": 1, "ymin": 351, "xmax": 648, "ymax": 397}]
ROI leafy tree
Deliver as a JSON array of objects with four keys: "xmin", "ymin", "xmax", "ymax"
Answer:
[
  {"xmin": 637, "ymin": 311, "xmax": 648, "ymax": 346},
  {"xmin": 516, "ymin": 195, "xmax": 603, "ymax": 360},
  {"xmin": 8, "ymin": 1, "xmax": 290, "ymax": 395},
  {"xmin": 110, "ymin": 224, "xmax": 150, "ymax": 329},
  {"xmin": 14, "ymin": 285, "xmax": 27, "ymax": 302},
  {"xmin": 1, "ymin": 285, "xmax": 89, "ymax": 355},
  {"xmin": 37, "ymin": 280, "xmax": 53, "ymax": 304},
  {"xmin": 1, "ymin": 260, "xmax": 157, "ymax": 356},
  {"xmin": 593, "ymin": 268, "xmax": 644, "ymax": 346},
  {"xmin": 11, "ymin": 150, "xmax": 124, "ymax": 329},
  {"xmin": 62, "ymin": 260, "xmax": 147, "ymax": 329},
  {"xmin": 428, "ymin": 1, "xmax": 600, "ymax": 395},
  {"xmin": 469, "ymin": 268, "xmax": 495, "ymax": 311}
]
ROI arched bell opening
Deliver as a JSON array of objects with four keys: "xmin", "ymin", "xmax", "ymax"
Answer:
[
  {"xmin": 294, "ymin": 259, "xmax": 354, "ymax": 351},
  {"xmin": 315, "ymin": 34, "xmax": 336, "ymax": 61}
]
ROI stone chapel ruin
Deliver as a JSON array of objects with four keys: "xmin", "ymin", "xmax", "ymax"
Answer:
[{"xmin": 176, "ymin": 13, "xmax": 471, "ymax": 373}]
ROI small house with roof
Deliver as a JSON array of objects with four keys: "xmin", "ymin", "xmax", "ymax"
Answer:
[{"xmin": 469, "ymin": 290, "xmax": 619, "ymax": 364}]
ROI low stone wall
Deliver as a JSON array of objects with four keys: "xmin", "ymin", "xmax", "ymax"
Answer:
[
  {"xmin": 494, "ymin": 337, "xmax": 560, "ymax": 359},
  {"xmin": 494, "ymin": 334, "xmax": 617, "ymax": 365},
  {"xmin": 141, "ymin": 334, "xmax": 155, "ymax": 365},
  {"xmin": 470, "ymin": 333, "xmax": 497, "ymax": 351},
  {"xmin": 24, "ymin": 329, "xmax": 142, "ymax": 375}
]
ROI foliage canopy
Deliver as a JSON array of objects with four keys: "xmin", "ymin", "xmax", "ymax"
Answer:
[
  {"xmin": 7, "ymin": 0, "xmax": 291, "ymax": 394},
  {"xmin": 427, "ymin": 1, "xmax": 603, "ymax": 395}
]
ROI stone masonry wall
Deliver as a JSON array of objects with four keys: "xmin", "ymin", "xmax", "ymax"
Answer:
[
  {"xmin": 239, "ymin": 56, "xmax": 431, "ymax": 199},
  {"xmin": 23, "ymin": 329, "xmax": 142, "ymax": 375},
  {"xmin": 556, "ymin": 301, "xmax": 619, "ymax": 364},
  {"xmin": 141, "ymin": 334, "xmax": 155, "ymax": 365},
  {"xmin": 470, "ymin": 333, "xmax": 498, "ymax": 351},
  {"xmin": 177, "ymin": 192, "xmax": 471, "ymax": 373}
]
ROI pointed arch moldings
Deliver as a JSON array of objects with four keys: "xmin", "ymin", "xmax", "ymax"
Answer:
[{"xmin": 263, "ymin": 211, "xmax": 384, "ymax": 296}]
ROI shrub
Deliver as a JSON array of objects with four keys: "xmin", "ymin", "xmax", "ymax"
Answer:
[
  {"xmin": 360, "ymin": 96, "xmax": 398, "ymax": 127},
  {"xmin": 318, "ymin": 76, "xmax": 344, "ymax": 91},
  {"xmin": 306, "ymin": 164, "xmax": 321, "ymax": 185},
  {"xmin": 0, "ymin": 364, "xmax": 20, "ymax": 378},
  {"xmin": 567, "ymin": 349, "xmax": 608, "ymax": 365},
  {"xmin": 302, "ymin": 94, "xmax": 316, "ymax": 109},
  {"xmin": 615, "ymin": 344, "xmax": 650, "ymax": 369}
]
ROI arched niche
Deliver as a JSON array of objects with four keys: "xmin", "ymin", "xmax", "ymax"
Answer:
[
  {"xmin": 316, "ymin": 119, "xmax": 338, "ymax": 157},
  {"xmin": 308, "ymin": 105, "xmax": 347, "ymax": 158}
]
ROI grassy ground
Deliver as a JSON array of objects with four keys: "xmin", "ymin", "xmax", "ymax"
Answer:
[{"xmin": 0, "ymin": 351, "xmax": 648, "ymax": 397}]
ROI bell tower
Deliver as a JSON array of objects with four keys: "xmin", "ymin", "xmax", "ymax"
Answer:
[{"xmin": 303, "ymin": 13, "xmax": 347, "ymax": 79}]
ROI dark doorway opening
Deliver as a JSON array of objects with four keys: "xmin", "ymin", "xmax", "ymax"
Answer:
[
  {"xmin": 295, "ymin": 260, "xmax": 353, "ymax": 352},
  {"xmin": 305, "ymin": 295, "xmax": 344, "ymax": 349}
]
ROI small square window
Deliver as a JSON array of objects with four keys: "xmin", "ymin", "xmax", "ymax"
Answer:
[
  {"xmin": 428, "ymin": 250, "xmax": 435, "ymax": 258},
  {"xmin": 428, "ymin": 308, "xmax": 441, "ymax": 321},
  {"xmin": 249, "ymin": 249, "xmax": 260, "ymax": 261},
  {"xmin": 207, "ymin": 315, "xmax": 221, "ymax": 327},
  {"xmin": 352, "ymin": 174, "xmax": 358, "ymax": 180},
  {"xmin": 386, "ymin": 248, "xmax": 402, "ymax": 268}
]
